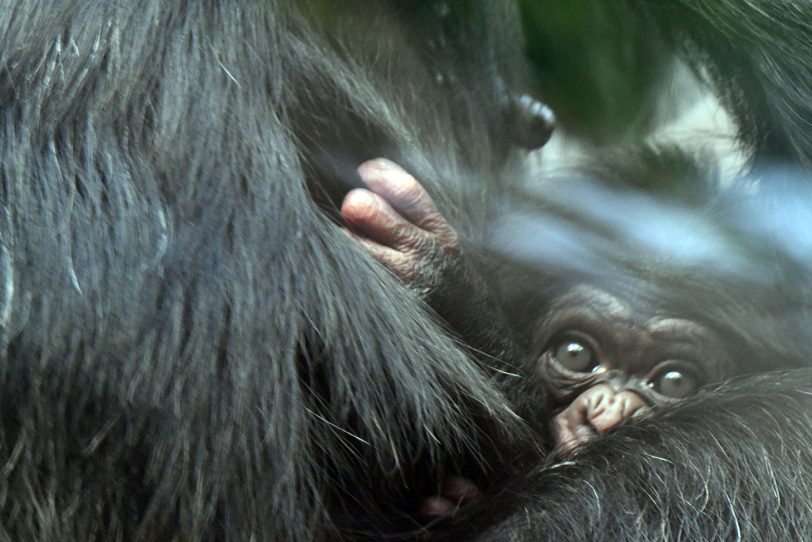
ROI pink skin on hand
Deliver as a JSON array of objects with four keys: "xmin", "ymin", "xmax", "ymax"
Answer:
[
  {"xmin": 419, "ymin": 475, "xmax": 483, "ymax": 521},
  {"xmin": 340, "ymin": 158, "xmax": 459, "ymax": 290}
]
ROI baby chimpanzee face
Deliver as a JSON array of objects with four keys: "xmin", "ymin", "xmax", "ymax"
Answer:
[{"xmin": 535, "ymin": 285, "xmax": 736, "ymax": 452}]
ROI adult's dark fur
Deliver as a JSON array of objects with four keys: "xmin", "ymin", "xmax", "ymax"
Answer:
[
  {"xmin": 3, "ymin": 1, "xmax": 812, "ymax": 542},
  {"xmin": 0, "ymin": 2, "xmax": 536, "ymax": 540},
  {"xmin": 450, "ymin": 371, "xmax": 812, "ymax": 541}
]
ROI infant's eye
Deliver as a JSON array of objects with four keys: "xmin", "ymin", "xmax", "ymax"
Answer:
[
  {"xmin": 653, "ymin": 369, "xmax": 698, "ymax": 399},
  {"xmin": 550, "ymin": 339, "xmax": 596, "ymax": 372}
]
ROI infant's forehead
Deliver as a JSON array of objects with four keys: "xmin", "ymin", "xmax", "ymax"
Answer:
[
  {"xmin": 552, "ymin": 285, "xmax": 717, "ymax": 336},
  {"xmin": 555, "ymin": 285, "xmax": 633, "ymax": 318}
]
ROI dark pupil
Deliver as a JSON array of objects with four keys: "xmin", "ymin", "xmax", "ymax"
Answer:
[
  {"xmin": 657, "ymin": 370, "xmax": 696, "ymax": 399},
  {"xmin": 554, "ymin": 340, "xmax": 594, "ymax": 372}
]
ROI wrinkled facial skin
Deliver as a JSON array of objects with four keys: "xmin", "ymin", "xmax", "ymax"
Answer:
[{"xmin": 536, "ymin": 285, "xmax": 735, "ymax": 453}]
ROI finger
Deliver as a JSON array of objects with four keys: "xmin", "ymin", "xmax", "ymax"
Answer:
[
  {"xmin": 341, "ymin": 188, "xmax": 432, "ymax": 250},
  {"xmin": 442, "ymin": 476, "xmax": 482, "ymax": 504},
  {"xmin": 420, "ymin": 496, "xmax": 458, "ymax": 519},
  {"xmin": 357, "ymin": 158, "xmax": 457, "ymax": 247},
  {"xmin": 342, "ymin": 228, "xmax": 424, "ymax": 284}
]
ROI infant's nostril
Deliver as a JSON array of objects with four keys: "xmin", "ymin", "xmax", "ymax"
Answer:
[{"xmin": 552, "ymin": 385, "xmax": 648, "ymax": 452}]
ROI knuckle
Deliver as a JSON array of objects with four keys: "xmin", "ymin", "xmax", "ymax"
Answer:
[
  {"xmin": 393, "ymin": 225, "xmax": 419, "ymax": 245},
  {"xmin": 438, "ymin": 227, "xmax": 461, "ymax": 252},
  {"xmin": 419, "ymin": 213, "xmax": 459, "ymax": 249}
]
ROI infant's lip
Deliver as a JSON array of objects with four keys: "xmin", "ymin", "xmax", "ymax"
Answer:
[{"xmin": 552, "ymin": 410, "xmax": 597, "ymax": 454}]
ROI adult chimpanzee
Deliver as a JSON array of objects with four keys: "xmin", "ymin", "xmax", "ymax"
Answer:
[
  {"xmin": 2, "ymin": 2, "xmax": 812, "ymax": 542},
  {"xmin": 0, "ymin": 2, "xmax": 544, "ymax": 540}
]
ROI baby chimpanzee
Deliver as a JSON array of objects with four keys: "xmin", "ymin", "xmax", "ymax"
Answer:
[
  {"xmin": 342, "ymin": 159, "xmax": 804, "ymax": 448},
  {"xmin": 341, "ymin": 157, "xmax": 812, "ymax": 518}
]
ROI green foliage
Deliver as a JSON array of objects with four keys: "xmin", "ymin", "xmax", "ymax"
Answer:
[{"xmin": 520, "ymin": 0, "xmax": 672, "ymax": 143}]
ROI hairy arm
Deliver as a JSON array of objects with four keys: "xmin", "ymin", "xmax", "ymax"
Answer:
[{"xmin": 445, "ymin": 370, "xmax": 812, "ymax": 541}]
